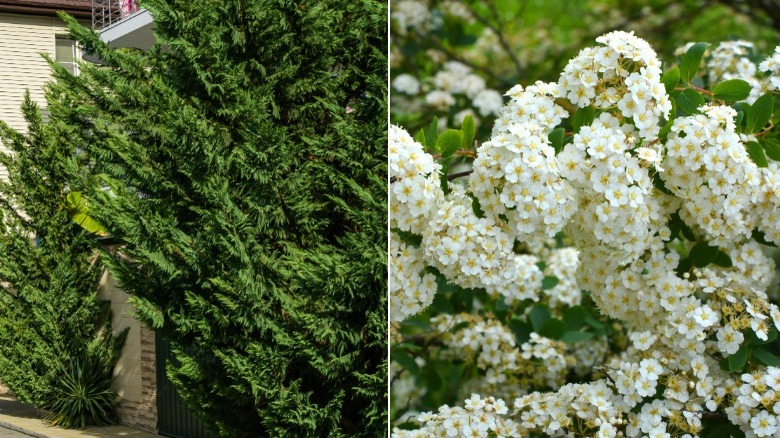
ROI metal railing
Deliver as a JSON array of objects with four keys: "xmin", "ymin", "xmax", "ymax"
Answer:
[{"xmin": 91, "ymin": 0, "xmax": 140, "ymax": 31}]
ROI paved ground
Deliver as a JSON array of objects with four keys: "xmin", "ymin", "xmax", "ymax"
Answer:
[
  {"xmin": 0, "ymin": 394, "xmax": 160, "ymax": 438},
  {"xmin": 0, "ymin": 425, "xmax": 32, "ymax": 437}
]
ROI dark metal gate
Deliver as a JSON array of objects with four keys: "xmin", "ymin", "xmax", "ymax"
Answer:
[{"xmin": 156, "ymin": 333, "xmax": 219, "ymax": 438}]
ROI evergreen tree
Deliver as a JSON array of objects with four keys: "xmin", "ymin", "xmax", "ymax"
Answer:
[
  {"xmin": 0, "ymin": 94, "xmax": 126, "ymax": 427},
  {"xmin": 46, "ymin": 0, "xmax": 386, "ymax": 435}
]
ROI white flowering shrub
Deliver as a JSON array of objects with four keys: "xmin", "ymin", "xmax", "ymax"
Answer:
[{"xmin": 390, "ymin": 31, "xmax": 780, "ymax": 438}]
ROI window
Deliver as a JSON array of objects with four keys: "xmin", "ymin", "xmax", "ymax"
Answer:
[{"xmin": 55, "ymin": 36, "xmax": 78, "ymax": 76}]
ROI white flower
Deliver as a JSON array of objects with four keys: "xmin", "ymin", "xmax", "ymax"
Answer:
[
  {"xmin": 691, "ymin": 304, "xmax": 719, "ymax": 328},
  {"xmin": 716, "ymin": 325, "xmax": 744, "ymax": 355},
  {"xmin": 639, "ymin": 358, "xmax": 663, "ymax": 381},
  {"xmin": 392, "ymin": 73, "xmax": 421, "ymax": 94},
  {"xmin": 630, "ymin": 331, "xmax": 657, "ymax": 351},
  {"xmin": 750, "ymin": 410, "xmax": 777, "ymax": 437}
]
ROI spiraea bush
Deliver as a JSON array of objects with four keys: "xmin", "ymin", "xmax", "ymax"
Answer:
[{"xmin": 391, "ymin": 31, "xmax": 780, "ymax": 437}]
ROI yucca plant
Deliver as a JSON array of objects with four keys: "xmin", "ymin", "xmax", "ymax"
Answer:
[{"xmin": 46, "ymin": 355, "xmax": 118, "ymax": 428}]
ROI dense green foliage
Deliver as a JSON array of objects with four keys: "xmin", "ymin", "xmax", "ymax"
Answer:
[
  {"xmin": 0, "ymin": 95, "xmax": 125, "ymax": 427},
  {"xmin": 44, "ymin": 0, "xmax": 387, "ymax": 435}
]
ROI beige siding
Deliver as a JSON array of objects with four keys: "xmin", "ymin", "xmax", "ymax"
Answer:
[
  {"xmin": 0, "ymin": 13, "xmax": 65, "ymax": 130},
  {"xmin": 0, "ymin": 13, "xmax": 67, "ymax": 181}
]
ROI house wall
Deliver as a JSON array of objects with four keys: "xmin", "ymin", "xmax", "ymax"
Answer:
[
  {"xmin": 0, "ymin": 13, "xmax": 61, "ymax": 131},
  {"xmin": 0, "ymin": 12, "xmax": 67, "ymax": 183},
  {"xmin": 98, "ymin": 271, "xmax": 158, "ymax": 433}
]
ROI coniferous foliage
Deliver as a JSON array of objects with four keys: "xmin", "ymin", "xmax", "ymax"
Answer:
[
  {"xmin": 48, "ymin": 0, "xmax": 386, "ymax": 435},
  {"xmin": 0, "ymin": 95, "xmax": 126, "ymax": 426}
]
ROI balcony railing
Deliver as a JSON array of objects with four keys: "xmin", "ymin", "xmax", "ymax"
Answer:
[{"xmin": 92, "ymin": 0, "xmax": 141, "ymax": 31}]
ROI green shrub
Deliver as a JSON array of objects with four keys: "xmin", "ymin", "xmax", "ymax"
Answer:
[
  {"xmin": 0, "ymin": 95, "xmax": 126, "ymax": 427},
  {"xmin": 42, "ymin": 0, "xmax": 387, "ymax": 435}
]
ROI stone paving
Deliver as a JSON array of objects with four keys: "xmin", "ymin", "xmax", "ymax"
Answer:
[
  {"xmin": 0, "ymin": 394, "xmax": 160, "ymax": 438},
  {"xmin": 0, "ymin": 425, "xmax": 32, "ymax": 437}
]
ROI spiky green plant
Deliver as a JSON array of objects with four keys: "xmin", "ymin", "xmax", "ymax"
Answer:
[{"xmin": 46, "ymin": 356, "xmax": 118, "ymax": 428}]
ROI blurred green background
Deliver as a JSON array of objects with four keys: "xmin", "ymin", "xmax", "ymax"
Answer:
[{"xmin": 390, "ymin": 0, "xmax": 780, "ymax": 134}]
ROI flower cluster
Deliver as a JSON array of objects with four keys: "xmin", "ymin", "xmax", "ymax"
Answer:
[
  {"xmin": 469, "ymin": 82, "xmax": 576, "ymax": 245},
  {"xmin": 760, "ymin": 46, "xmax": 780, "ymax": 91},
  {"xmin": 542, "ymin": 247, "xmax": 581, "ymax": 307},
  {"xmin": 707, "ymin": 40, "xmax": 768, "ymax": 103},
  {"xmin": 488, "ymin": 253, "xmax": 543, "ymax": 305},
  {"xmin": 390, "ymin": 0, "xmax": 438, "ymax": 35},
  {"xmin": 519, "ymin": 332, "xmax": 568, "ymax": 388},
  {"xmin": 389, "ymin": 233, "xmax": 437, "ymax": 322},
  {"xmin": 559, "ymin": 30, "xmax": 671, "ymax": 140},
  {"xmin": 433, "ymin": 314, "xmax": 521, "ymax": 375},
  {"xmin": 391, "ymin": 394, "xmax": 518, "ymax": 437},
  {"xmin": 392, "ymin": 61, "xmax": 505, "ymax": 120},
  {"xmin": 725, "ymin": 368, "xmax": 780, "ymax": 436},
  {"xmin": 420, "ymin": 185, "xmax": 517, "ymax": 290},
  {"xmin": 561, "ymin": 114, "xmax": 665, "ymax": 263},
  {"xmin": 661, "ymin": 104, "xmax": 761, "ymax": 246},
  {"xmin": 391, "ymin": 30, "xmax": 780, "ymax": 438},
  {"xmin": 389, "ymin": 124, "xmax": 443, "ymax": 235}
]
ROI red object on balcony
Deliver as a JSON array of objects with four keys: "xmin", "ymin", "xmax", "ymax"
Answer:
[{"xmin": 120, "ymin": 0, "xmax": 137, "ymax": 17}]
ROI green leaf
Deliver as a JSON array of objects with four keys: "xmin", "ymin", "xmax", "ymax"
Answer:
[
  {"xmin": 529, "ymin": 304, "xmax": 551, "ymax": 332},
  {"xmin": 753, "ymin": 347, "xmax": 780, "ymax": 367},
  {"xmin": 548, "ymin": 127, "xmax": 565, "ymax": 154},
  {"xmin": 652, "ymin": 172, "xmax": 674, "ymax": 195},
  {"xmin": 422, "ymin": 360, "xmax": 443, "ymax": 390},
  {"xmin": 439, "ymin": 156, "xmax": 455, "ymax": 193},
  {"xmin": 700, "ymin": 415, "xmax": 747, "ymax": 438},
  {"xmin": 762, "ymin": 138, "xmax": 780, "ymax": 161},
  {"xmin": 572, "ymin": 105, "xmax": 595, "ymax": 133},
  {"xmin": 426, "ymin": 117, "xmax": 439, "ymax": 152},
  {"xmin": 681, "ymin": 224, "xmax": 697, "ymax": 242},
  {"xmin": 747, "ymin": 141, "xmax": 769, "ymax": 167},
  {"xmin": 392, "ymin": 350, "xmax": 420, "ymax": 375},
  {"xmin": 65, "ymin": 191, "xmax": 106, "ymax": 235},
  {"xmin": 728, "ymin": 345, "xmax": 749, "ymax": 371},
  {"xmin": 584, "ymin": 315, "xmax": 605, "ymax": 330},
  {"xmin": 414, "ymin": 128, "xmax": 426, "ymax": 147},
  {"xmin": 712, "ymin": 250, "xmax": 733, "ymax": 268},
  {"xmin": 563, "ymin": 306, "xmax": 588, "ymax": 330},
  {"xmin": 746, "ymin": 328, "xmax": 778, "ymax": 345},
  {"xmin": 538, "ymin": 318, "xmax": 565, "ymax": 340},
  {"xmin": 753, "ymin": 229, "xmax": 778, "ymax": 247},
  {"xmin": 747, "ymin": 92, "xmax": 774, "ymax": 134},
  {"xmin": 660, "ymin": 67, "xmax": 680, "ymax": 93},
  {"xmin": 712, "ymin": 79, "xmax": 751, "ymax": 101},
  {"xmin": 688, "ymin": 241, "xmax": 720, "ymax": 268},
  {"xmin": 675, "ymin": 88, "xmax": 705, "ymax": 115},
  {"xmin": 561, "ymin": 331, "xmax": 595, "ymax": 344},
  {"xmin": 541, "ymin": 276, "xmax": 559, "ymax": 290},
  {"xmin": 735, "ymin": 110, "xmax": 745, "ymax": 130},
  {"xmin": 392, "ymin": 342, "xmax": 423, "ymax": 352},
  {"xmin": 679, "ymin": 42, "xmax": 710, "ymax": 83},
  {"xmin": 437, "ymin": 129, "xmax": 463, "ymax": 159},
  {"xmin": 508, "ymin": 317, "xmax": 531, "ymax": 345},
  {"xmin": 658, "ymin": 118, "xmax": 674, "ymax": 142},
  {"xmin": 461, "ymin": 115, "xmax": 475, "ymax": 150}
]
